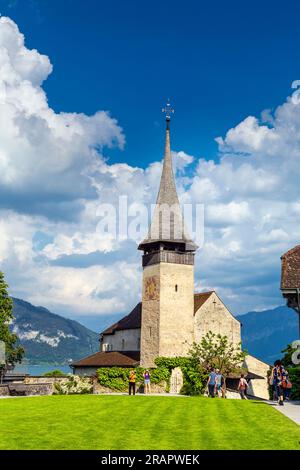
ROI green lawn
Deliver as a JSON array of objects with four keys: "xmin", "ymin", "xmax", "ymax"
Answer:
[{"xmin": 0, "ymin": 395, "xmax": 299, "ymax": 450}]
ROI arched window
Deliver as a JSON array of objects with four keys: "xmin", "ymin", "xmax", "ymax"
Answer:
[
  {"xmin": 175, "ymin": 284, "xmax": 178, "ymax": 292},
  {"xmin": 122, "ymin": 339, "xmax": 125, "ymax": 350}
]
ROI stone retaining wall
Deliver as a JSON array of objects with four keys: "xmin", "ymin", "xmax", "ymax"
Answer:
[
  {"xmin": 0, "ymin": 384, "xmax": 9, "ymax": 396},
  {"xmin": 93, "ymin": 378, "xmax": 167, "ymax": 394}
]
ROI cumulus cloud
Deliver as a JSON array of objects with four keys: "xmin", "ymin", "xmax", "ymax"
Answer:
[
  {"xmin": 1, "ymin": 16, "xmax": 300, "ymax": 320},
  {"xmin": 0, "ymin": 17, "xmax": 124, "ymax": 218}
]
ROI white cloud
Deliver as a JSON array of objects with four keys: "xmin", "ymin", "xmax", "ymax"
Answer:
[{"xmin": 1, "ymin": 16, "xmax": 300, "ymax": 321}]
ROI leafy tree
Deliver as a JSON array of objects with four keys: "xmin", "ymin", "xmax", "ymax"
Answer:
[
  {"xmin": 281, "ymin": 343, "xmax": 300, "ymax": 400},
  {"xmin": 188, "ymin": 331, "xmax": 247, "ymax": 379},
  {"xmin": 0, "ymin": 272, "xmax": 24, "ymax": 382}
]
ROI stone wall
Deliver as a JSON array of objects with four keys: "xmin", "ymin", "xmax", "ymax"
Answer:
[
  {"xmin": 194, "ymin": 291, "xmax": 241, "ymax": 346},
  {"xmin": 102, "ymin": 328, "xmax": 140, "ymax": 352},
  {"xmin": 93, "ymin": 378, "xmax": 167, "ymax": 394},
  {"xmin": 0, "ymin": 384, "xmax": 9, "ymax": 396},
  {"xmin": 8, "ymin": 382, "xmax": 53, "ymax": 396},
  {"xmin": 244, "ymin": 354, "xmax": 270, "ymax": 400},
  {"xmin": 141, "ymin": 261, "xmax": 195, "ymax": 368},
  {"xmin": 24, "ymin": 375, "xmax": 94, "ymax": 393}
]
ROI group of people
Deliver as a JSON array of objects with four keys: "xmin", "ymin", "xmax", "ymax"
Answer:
[
  {"xmin": 128, "ymin": 369, "xmax": 151, "ymax": 395},
  {"xmin": 269, "ymin": 360, "xmax": 292, "ymax": 406},
  {"xmin": 206, "ymin": 368, "xmax": 226, "ymax": 398},
  {"xmin": 207, "ymin": 368, "xmax": 248, "ymax": 399}
]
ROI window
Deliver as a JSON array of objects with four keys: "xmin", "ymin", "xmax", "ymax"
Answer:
[
  {"xmin": 175, "ymin": 284, "xmax": 178, "ymax": 292},
  {"xmin": 122, "ymin": 339, "xmax": 125, "ymax": 350}
]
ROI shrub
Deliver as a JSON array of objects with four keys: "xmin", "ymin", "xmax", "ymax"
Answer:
[
  {"xmin": 96, "ymin": 358, "xmax": 207, "ymax": 395},
  {"xmin": 43, "ymin": 369, "xmax": 66, "ymax": 377},
  {"xmin": 53, "ymin": 375, "xmax": 92, "ymax": 395}
]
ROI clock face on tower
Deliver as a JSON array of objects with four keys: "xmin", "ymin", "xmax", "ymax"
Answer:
[{"xmin": 144, "ymin": 276, "xmax": 159, "ymax": 301}]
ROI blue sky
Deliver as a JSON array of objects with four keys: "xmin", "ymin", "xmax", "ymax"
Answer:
[
  {"xmin": 0, "ymin": 0, "xmax": 300, "ymax": 329},
  {"xmin": 1, "ymin": 0, "xmax": 299, "ymax": 165}
]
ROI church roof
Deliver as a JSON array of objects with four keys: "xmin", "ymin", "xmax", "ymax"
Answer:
[
  {"xmin": 71, "ymin": 350, "xmax": 140, "ymax": 368},
  {"xmin": 101, "ymin": 302, "xmax": 142, "ymax": 335},
  {"xmin": 194, "ymin": 291, "xmax": 214, "ymax": 312},
  {"xmin": 281, "ymin": 244, "xmax": 300, "ymax": 290},
  {"xmin": 101, "ymin": 292, "xmax": 216, "ymax": 336},
  {"xmin": 138, "ymin": 113, "xmax": 197, "ymax": 251}
]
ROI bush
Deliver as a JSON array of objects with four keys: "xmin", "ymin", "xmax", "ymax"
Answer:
[
  {"xmin": 43, "ymin": 369, "xmax": 66, "ymax": 377},
  {"xmin": 96, "ymin": 357, "xmax": 207, "ymax": 395}
]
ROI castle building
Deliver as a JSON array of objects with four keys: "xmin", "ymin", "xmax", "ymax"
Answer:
[{"xmin": 72, "ymin": 106, "xmax": 269, "ymax": 399}]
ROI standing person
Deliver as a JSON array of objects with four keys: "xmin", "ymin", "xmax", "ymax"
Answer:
[
  {"xmin": 221, "ymin": 374, "xmax": 227, "ymax": 398},
  {"xmin": 207, "ymin": 368, "xmax": 217, "ymax": 398},
  {"xmin": 128, "ymin": 369, "xmax": 136, "ymax": 395},
  {"xmin": 284, "ymin": 373, "xmax": 292, "ymax": 401},
  {"xmin": 143, "ymin": 370, "xmax": 151, "ymax": 394},
  {"xmin": 215, "ymin": 369, "xmax": 223, "ymax": 398},
  {"xmin": 238, "ymin": 374, "xmax": 248, "ymax": 399},
  {"xmin": 270, "ymin": 360, "xmax": 287, "ymax": 406}
]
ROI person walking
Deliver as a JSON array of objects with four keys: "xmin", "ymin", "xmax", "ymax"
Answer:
[
  {"xmin": 143, "ymin": 370, "xmax": 151, "ymax": 394},
  {"xmin": 284, "ymin": 373, "xmax": 292, "ymax": 401},
  {"xmin": 207, "ymin": 368, "xmax": 217, "ymax": 398},
  {"xmin": 270, "ymin": 360, "xmax": 287, "ymax": 406},
  {"xmin": 128, "ymin": 369, "xmax": 136, "ymax": 395},
  {"xmin": 238, "ymin": 374, "xmax": 248, "ymax": 399}
]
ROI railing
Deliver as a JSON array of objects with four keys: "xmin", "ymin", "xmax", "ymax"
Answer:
[{"xmin": 142, "ymin": 250, "xmax": 194, "ymax": 267}]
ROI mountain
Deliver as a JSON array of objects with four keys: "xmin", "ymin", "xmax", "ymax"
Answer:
[
  {"xmin": 11, "ymin": 298, "xmax": 99, "ymax": 365},
  {"xmin": 10, "ymin": 297, "xmax": 299, "ymax": 367},
  {"xmin": 237, "ymin": 305, "xmax": 299, "ymax": 364}
]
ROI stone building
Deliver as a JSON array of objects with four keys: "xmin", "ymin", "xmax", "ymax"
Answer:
[
  {"xmin": 281, "ymin": 245, "xmax": 300, "ymax": 337},
  {"xmin": 72, "ymin": 106, "xmax": 269, "ymax": 398}
]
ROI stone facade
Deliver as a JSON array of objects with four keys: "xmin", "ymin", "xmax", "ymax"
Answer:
[
  {"xmin": 0, "ymin": 384, "xmax": 9, "ymax": 396},
  {"xmin": 140, "ymin": 261, "xmax": 194, "ymax": 367},
  {"xmin": 194, "ymin": 291, "xmax": 241, "ymax": 346},
  {"xmin": 102, "ymin": 328, "xmax": 140, "ymax": 352},
  {"xmin": 244, "ymin": 354, "xmax": 270, "ymax": 400}
]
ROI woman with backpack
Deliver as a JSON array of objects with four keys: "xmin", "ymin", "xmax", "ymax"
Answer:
[
  {"xmin": 284, "ymin": 373, "xmax": 292, "ymax": 401},
  {"xmin": 238, "ymin": 374, "xmax": 248, "ymax": 399}
]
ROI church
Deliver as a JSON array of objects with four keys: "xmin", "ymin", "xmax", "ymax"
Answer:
[{"xmin": 72, "ymin": 104, "xmax": 269, "ymax": 399}]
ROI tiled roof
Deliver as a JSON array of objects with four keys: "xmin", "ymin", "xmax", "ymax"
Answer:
[
  {"xmin": 281, "ymin": 245, "xmax": 300, "ymax": 289},
  {"xmin": 194, "ymin": 291, "xmax": 214, "ymax": 313},
  {"xmin": 71, "ymin": 351, "xmax": 140, "ymax": 368},
  {"xmin": 101, "ymin": 303, "xmax": 142, "ymax": 335}
]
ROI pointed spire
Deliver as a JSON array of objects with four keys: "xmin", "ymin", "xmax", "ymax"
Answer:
[{"xmin": 138, "ymin": 102, "xmax": 196, "ymax": 251}]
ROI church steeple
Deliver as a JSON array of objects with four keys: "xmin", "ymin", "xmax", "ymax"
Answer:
[{"xmin": 138, "ymin": 101, "xmax": 197, "ymax": 253}]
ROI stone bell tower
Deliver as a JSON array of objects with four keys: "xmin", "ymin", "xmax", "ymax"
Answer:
[{"xmin": 138, "ymin": 102, "xmax": 198, "ymax": 367}]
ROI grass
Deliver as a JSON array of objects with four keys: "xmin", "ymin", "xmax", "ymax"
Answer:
[{"xmin": 0, "ymin": 395, "xmax": 299, "ymax": 450}]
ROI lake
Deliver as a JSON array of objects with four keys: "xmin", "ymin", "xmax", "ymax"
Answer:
[{"xmin": 13, "ymin": 364, "xmax": 72, "ymax": 376}]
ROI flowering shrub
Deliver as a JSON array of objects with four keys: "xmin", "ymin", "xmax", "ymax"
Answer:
[{"xmin": 53, "ymin": 375, "xmax": 92, "ymax": 395}]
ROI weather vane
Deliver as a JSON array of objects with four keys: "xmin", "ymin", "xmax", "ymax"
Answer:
[{"xmin": 162, "ymin": 99, "xmax": 174, "ymax": 121}]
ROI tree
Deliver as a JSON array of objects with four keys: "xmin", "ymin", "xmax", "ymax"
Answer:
[
  {"xmin": 188, "ymin": 331, "xmax": 247, "ymax": 379},
  {"xmin": 0, "ymin": 271, "xmax": 24, "ymax": 382},
  {"xmin": 281, "ymin": 343, "xmax": 300, "ymax": 400}
]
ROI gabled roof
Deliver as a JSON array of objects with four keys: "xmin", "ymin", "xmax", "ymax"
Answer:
[
  {"xmin": 101, "ymin": 302, "xmax": 142, "ymax": 335},
  {"xmin": 281, "ymin": 245, "xmax": 300, "ymax": 259},
  {"xmin": 71, "ymin": 351, "xmax": 140, "ymax": 368},
  {"xmin": 194, "ymin": 291, "xmax": 214, "ymax": 313},
  {"xmin": 281, "ymin": 244, "xmax": 300, "ymax": 289}
]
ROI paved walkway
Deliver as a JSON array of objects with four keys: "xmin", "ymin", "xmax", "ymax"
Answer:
[{"xmin": 270, "ymin": 401, "xmax": 300, "ymax": 425}]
